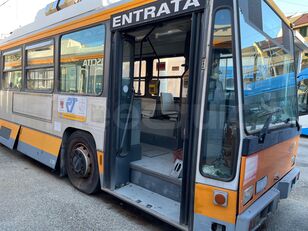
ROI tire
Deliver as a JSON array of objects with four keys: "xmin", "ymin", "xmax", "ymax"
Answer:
[{"xmin": 65, "ymin": 131, "xmax": 100, "ymax": 194}]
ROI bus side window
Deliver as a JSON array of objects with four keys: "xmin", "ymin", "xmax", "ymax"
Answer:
[
  {"xmin": 2, "ymin": 49, "xmax": 22, "ymax": 90},
  {"xmin": 26, "ymin": 40, "xmax": 54, "ymax": 91},
  {"xmin": 134, "ymin": 60, "xmax": 146, "ymax": 96},
  {"xmin": 60, "ymin": 24, "xmax": 105, "ymax": 95},
  {"xmin": 200, "ymin": 8, "xmax": 239, "ymax": 181},
  {"xmin": 153, "ymin": 57, "xmax": 185, "ymax": 98}
]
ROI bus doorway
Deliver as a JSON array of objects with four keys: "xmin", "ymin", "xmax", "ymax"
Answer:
[{"xmin": 107, "ymin": 15, "xmax": 200, "ymax": 227}]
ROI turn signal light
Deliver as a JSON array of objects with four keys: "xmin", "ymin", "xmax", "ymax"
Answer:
[{"xmin": 213, "ymin": 191, "xmax": 228, "ymax": 207}]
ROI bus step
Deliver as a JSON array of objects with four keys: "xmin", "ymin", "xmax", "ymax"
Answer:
[
  {"xmin": 115, "ymin": 183, "xmax": 181, "ymax": 226},
  {"xmin": 130, "ymin": 162, "xmax": 182, "ymax": 202}
]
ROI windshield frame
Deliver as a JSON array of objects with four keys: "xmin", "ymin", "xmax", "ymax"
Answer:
[{"xmin": 238, "ymin": 0, "xmax": 298, "ymax": 136}]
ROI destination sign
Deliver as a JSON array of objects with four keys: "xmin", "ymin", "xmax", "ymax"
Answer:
[{"xmin": 111, "ymin": 0, "xmax": 205, "ymax": 30}]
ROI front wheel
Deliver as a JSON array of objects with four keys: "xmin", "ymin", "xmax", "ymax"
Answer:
[{"xmin": 65, "ymin": 131, "xmax": 100, "ymax": 194}]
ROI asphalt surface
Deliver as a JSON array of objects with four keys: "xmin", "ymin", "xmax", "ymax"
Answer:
[{"xmin": 0, "ymin": 139, "xmax": 307, "ymax": 231}]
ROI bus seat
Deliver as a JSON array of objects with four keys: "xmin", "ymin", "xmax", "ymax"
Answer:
[
  {"xmin": 160, "ymin": 93, "xmax": 178, "ymax": 117},
  {"xmin": 141, "ymin": 98, "xmax": 157, "ymax": 118}
]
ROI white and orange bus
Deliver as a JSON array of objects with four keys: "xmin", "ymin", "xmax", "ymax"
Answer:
[{"xmin": 0, "ymin": 0, "xmax": 301, "ymax": 230}]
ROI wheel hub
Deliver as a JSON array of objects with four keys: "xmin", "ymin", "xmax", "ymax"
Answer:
[{"xmin": 71, "ymin": 146, "xmax": 91, "ymax": 177}]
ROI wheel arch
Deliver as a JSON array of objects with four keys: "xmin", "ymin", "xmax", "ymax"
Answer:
[{"xmin": 59, "ymin": 127, "xmax": 98, "ymax": 177}]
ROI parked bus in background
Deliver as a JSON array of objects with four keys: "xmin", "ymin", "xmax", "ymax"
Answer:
[
  {"xmin": 298, "ymin": 68, "xmax": 308, "ymax": 135},
  {"xmin": 0, "ymin": 0, "xmax": 301, "ymax": 230},
  {"xmin": 295, "ymin": 32, "xmax": 308, "ymax": 136}
]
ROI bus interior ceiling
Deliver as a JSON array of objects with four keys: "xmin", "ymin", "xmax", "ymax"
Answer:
[{"xmin": 114, "ymin": 17, "xmax": 192, "ymax": 221}]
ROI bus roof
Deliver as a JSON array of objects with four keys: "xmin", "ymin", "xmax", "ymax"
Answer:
[{"xmin": 0, "ymin": 0, "xmax": 291, "ymax": 51}]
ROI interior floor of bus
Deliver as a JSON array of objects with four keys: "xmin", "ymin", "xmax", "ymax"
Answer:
[{"xmin": 133, "ymin": 143, "xmax": 175, "ymax": 176}]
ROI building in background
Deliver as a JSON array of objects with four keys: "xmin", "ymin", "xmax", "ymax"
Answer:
[{"xmin": 289, "ymin": 13, "xmax": 308, "ymax": 69}]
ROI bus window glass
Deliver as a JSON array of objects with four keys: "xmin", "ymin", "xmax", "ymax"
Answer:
[
  {"xmin": 26, "ymin": 68, "xmax": 54, "ymax": 91},
  {"xmin": 4, "ymin": 50, "xmax": 22, "ymax": 70},
  {"xmin": 200, "ymin": 9, "xmax": 238, "ymax": 180},
  {"xmin": 3, "ymin": 71, "xmax": 22, "ymax": 90},
  {"xmin": 153, "ymin": 57, "xmax": 185, "ymax": 98},
  {"xmin": 134, "ymin": 80, "xmax": 145, "ymax": 96},
  {"xmin": 2, "ymin": 49, "xmax": 22, "ymax": 89},
  {"xmin": 26, "ymin": 41, "xmax": 54, "ymax": 91},
  {"xmin": 60, "ymin": 24, "xmax": 105, "ymax": 95},
  {"xmin": 239, "ymin": 0, "xmax": 297, "ymax": 134},
  {"xmin": 153, "ymin": 57, "xmax": 185, "ymax": 77},
  {"xmin": 159, "ymin": 78, "xmax": 181, "ymax": 98},
  {"xmin": 27, "ymin": 43, "xmax": 54, "ymax": 67},
  {"xmin": 134, "ymin": 61, "xmax": 146, "ymax": 77},
  {"xmin": 134, "ymin": 61, "xmax": 146, "ymax": 96}
]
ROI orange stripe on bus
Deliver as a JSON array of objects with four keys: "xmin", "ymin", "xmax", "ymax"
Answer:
[
  {"xmin": 27, "ymin": 58, "xmax": 54, "ymax": 66},
  {"xmin": 194, "ymin": 184, "xmax": 237, "ymax": 224},
  {"xmin": 0, "ymin": 0, "xmax": 156, "ymax": 51},
  {"xmin": 61, "ymin": 53, "xmax": 104, "ymax": 63},
  {"xmin": 19, "ymin": 127, "xmax": 62, "ymax": 157}
]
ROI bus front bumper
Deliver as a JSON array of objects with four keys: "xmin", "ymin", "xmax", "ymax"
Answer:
[{"xmin": 236, "ymin": 167, "xmax": 300, "ymax": 231}]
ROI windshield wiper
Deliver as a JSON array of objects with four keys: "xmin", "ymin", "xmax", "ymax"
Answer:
[
  {"xmin": 282, "ymin": 118, "xmax": 301, "ymax": 131},
  {"xmin": 258, "ymin": 108, "xmax": 282, "ymax": 143}
]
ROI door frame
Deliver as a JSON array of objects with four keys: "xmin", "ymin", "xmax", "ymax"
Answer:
[
  {"xmin": 104, "ymin": 10, "xmax": 206, "ymax": 227},
  {"xmin": 179, "ymin": 12, "xmax": 205, "ymax": 226}
]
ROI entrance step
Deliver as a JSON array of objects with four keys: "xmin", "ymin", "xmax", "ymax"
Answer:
[
  {"xmin": 130, "ymin": 156, "xmax": 182, "ymax": 202},
  {"xmin": 115, "ymin": 183, "xmax": 181, "ymax": 225}
]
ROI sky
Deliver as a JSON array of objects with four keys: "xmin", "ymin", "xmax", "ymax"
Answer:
[
  {"xmin": 0, "ymin": 0, "xmax": 308, "ymax": 39},
  {"xmin": 0, "ymin": 0, "xmax": 51, "ymax": 39},
  {"xmin": 274, "ymin": 0, "xmax": 308, "ymax": 16}
]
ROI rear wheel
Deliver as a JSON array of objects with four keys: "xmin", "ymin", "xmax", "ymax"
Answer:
[{"xmin": 65, "ymin": 131, "xmax": 100, "ymax": 194}]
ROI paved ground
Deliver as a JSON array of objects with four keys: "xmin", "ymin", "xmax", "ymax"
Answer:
[
  {"xmin": 0, "ymin": 139, "xmax": 307, "ymax": 231},
  {"xmin": 0, "ymin": 145, "xmax": 172, "ymax": 231}
]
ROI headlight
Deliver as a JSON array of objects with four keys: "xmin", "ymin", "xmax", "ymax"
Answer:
[
  {"xmin": 256, "ymin": 176, "xmax": 268, "ymax": 194},
  {"xmin": 243, "ymin": 185, "xmax": 254, "ymax": 205}
]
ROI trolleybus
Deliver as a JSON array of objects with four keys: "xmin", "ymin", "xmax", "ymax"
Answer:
[
  {"xmin": 0, "ymin": 0, "xmax": 301, "ymax": 230},
  {"xmin": 298, "ymin": 68, "xmax": 308, "ymax": 135}
]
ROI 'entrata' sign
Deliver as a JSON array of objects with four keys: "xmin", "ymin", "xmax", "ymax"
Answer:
[{"xmin": 111, "ymin": 0, "xmax": 205, "ymax": 30}]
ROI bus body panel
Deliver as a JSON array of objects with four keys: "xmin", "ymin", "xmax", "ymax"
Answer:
[
  {"xmin": 239, "ymin": 136, "xmax": 299, "ymax": 214},
  {"xmin": 299, "ymin": 115, "xmax": 308, "ymax": 135},
  {"xmin": 0, "ymin": 119, "xmax": 20, "ymax": 149},
  {"xmin": 0, "ymin": 91, "xmax": 107, "ymax": 150},
  {"xmin": 0, "ymin": 91, "xmax": 107, "ymax": 171},
  {"xmin": 17, "ymin": 127, "xmax": 62, "ymax": 169},
  {"xmin": 194, "ymin": 184, "xmax": 237, "ymax": 224}
]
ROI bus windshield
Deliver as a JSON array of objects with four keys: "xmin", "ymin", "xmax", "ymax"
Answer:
[{"xmin": 239, "ymin": 0, "xmax": 297, "ymax": 134}]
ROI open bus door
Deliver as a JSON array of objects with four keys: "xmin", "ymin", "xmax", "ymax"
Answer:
[
  {"xmin": 105, "ymin": 1, "xmax": 206, "ymax": 228},
  {"xmin": 104, "ymin": 31, "xmax": 137, "ymax": 189}
]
